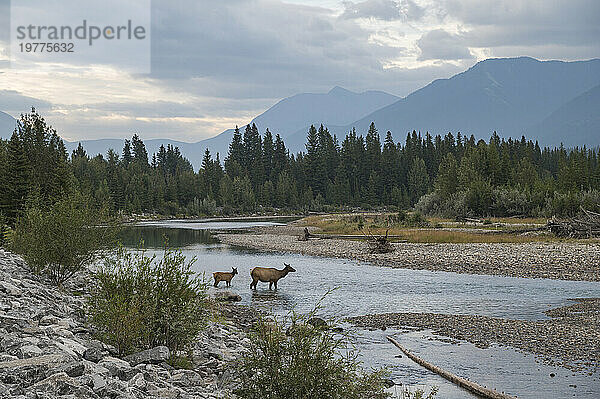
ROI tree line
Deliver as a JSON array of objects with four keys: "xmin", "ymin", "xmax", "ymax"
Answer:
[{"xmin": 1, "ymin": 109, "xmax": 599, "ymax": 226}]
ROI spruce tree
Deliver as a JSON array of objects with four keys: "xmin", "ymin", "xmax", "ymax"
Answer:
[
  {"xmin": 4, "ymin": 133, "xmax": 30, "ymax": 224},
  {"xmin": 122, "ymin": 140, "xmax": 133, "ymax": 166}
]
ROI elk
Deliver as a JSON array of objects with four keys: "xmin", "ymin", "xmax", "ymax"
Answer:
[
  {"xmin": 250, "ymin": 263, "xmax": 296, "ymax": 290},
  {"xmin": 213, "ymin": 267, "xmax": 238, "ymax": 287}
]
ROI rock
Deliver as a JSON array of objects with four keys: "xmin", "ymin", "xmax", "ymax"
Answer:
[
  {"xmin": 17, "ymin": 345, "xmax": 42, "ymax": 359},
  {"xmin": 124, "ymin": 346, "xmax": 170, "ymax": 366},
  {"xmin": 215, "ymin": 291, "xmax": 242, "ymax": 302},
  {"xmin": 0, "ymin": 354, "xmax": 67, "ymax": 386},
  {"xmin": 29, "ymin": 372, "xmax": 77, "ymax": 394},
  {"xmin": 307, "ymin": 317, "xmax": 328, "ymax": 329},
  {"xmin": 383, "ymin": 378, "xmax": 395, "ymax": 388},
  {"xmin": 98, "ymin": 357, "xmax": 136, "ymax": 381},
  {"xmin": 39, "ymin": 315, "xmax": 60, "ymax": 326},
  {"xmin": 127, "ymin": 372, "xmax": 147, "ymax": 390},
  {"xmin": 207, "ymin": 349, "xmax": 223, "ymax": 361},
  {"xmin": 84, "ymin": 373, "xmax": 107, "ymax": 392},
  {"xmin": 55, "ymin": 337, "xmax": 87, "ymax": 358},
  {"xmin": 169, "ymin": 369, "xmax": 202, "ymax": 388},
  {"xmin": 0, "ymin": 281, "xmax": 22, "ymax": 297},
  {"xmin": 83, "ymin": 348, "xmax": 103, "ymax": 363},
  {"xmin": 49, "ymin": 361, "xmax": 85, "ymax": 378}
]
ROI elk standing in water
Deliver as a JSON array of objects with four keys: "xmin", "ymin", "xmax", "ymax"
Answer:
[
  {"xmin": 250, "ymin": 263, "xmax": 296, "ymax": 290},
  {"xmin": 213, "ymin": 267, "xmax": 238, "ymax": 287}
]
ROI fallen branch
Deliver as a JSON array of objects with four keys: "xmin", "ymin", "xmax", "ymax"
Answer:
[
  {"xmin": 387, "ymin": 336, "xmax": 517, "ymax": 399},
  {"xmin": 365, "ymin": 229, "xmax": 395, "ymax": 253},
  {"xmin": 547, "ymin": 207, "xmax": 600, "ymax": 239}
]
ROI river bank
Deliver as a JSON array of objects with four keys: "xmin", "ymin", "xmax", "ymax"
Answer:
[
  {"xmin": 217, "ymin": 224, "xmax": 600, "ymax": 281},
  {"xmin": 347, "ymin": 298, "xmax": 600, "ymax": 374},
  {"xmin": 0, "ymin": 250, "xmax": 251, "ymax": 399}
]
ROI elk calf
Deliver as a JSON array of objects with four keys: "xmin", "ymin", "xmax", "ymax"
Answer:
[
  {"xmin": 250, "ymin": 263, "xmax": 296, "ymax": 290},
  {"xmin": 213, "ymin": 267, "xmax": 238, "ymax": 287}
]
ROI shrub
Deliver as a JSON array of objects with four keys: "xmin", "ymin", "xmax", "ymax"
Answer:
[
  {"xmin": 88, "ymin": 244, "xmax": 208, "ymax": 356},
  {"xmin": 235, "ymin": 308, "xmax": 390, "ymax": 399},
  {"xmin": 9, "ymin": 192, "xmax": 115, "ymax": 285}
]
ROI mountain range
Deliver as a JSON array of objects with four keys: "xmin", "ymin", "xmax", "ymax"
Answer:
[{"xmin": 1, "ymin": 56, "xmax": 599, "ymax": 170}]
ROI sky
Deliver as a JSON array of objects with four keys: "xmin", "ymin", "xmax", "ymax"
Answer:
[{"xmin": 0, "ymin": 0, "xmax": 598, "ymax": 142}]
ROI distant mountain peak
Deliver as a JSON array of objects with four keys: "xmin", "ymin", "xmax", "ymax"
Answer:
[{"xmin": 328, "ymin": 86, "xmax": 354, "ymax": 95}]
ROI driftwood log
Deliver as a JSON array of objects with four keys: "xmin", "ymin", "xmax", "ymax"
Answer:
[
  {"xmin": 547, "ymin": 208, "xmax": 600, "ymax": 238},
  {"xmin": 365, "ymin": 229, "xmax": 395, "ymax": 253},
  {"xmin": 298, "ymin": 227, "xmax": 312, "ymax": 241},
  {"xmin": 387, "ymin": 336, "xmax": 516, "ymax": 399}
]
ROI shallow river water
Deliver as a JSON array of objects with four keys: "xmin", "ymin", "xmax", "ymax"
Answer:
[{"xmin": 121, "ymin": 219, "xmax": 600, "ymax": 399}]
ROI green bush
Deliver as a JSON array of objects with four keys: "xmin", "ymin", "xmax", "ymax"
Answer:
[
  {"xmin": 235, "ymin": 308, "xmax": 390, "ymax": 399},
  {"xmin": 88, "ymin": 244, "xmax": 208, "ymax": 356},
  {"xmin": 9, "ymin": 192, "xmax": 115, "ymax": 285}
]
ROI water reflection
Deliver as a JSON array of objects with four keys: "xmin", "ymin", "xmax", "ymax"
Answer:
[{"xmin": 119, "ymin": 226, "xmax": 217, "ymax": 248}]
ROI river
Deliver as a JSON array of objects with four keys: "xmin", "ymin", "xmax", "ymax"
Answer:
[{"xmin": 120, "ymin": 219, "xmax": 600, "ymax": 399}]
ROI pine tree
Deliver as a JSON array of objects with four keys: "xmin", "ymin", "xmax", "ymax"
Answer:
[
  {"xmin": 72, "ymin": 143, "xmax": 87, "ymax": 159},
  {"xmin": 262, "ymin": 128, "xmax": 274, "ymax": 182},
  {"xmin": 381, "ymin": 131, "xmax": 398, "ymax": 203},
  {"xmin": 3, "ymin": 133, "xmax": 30, "ymax": 224},
  {"xmin": 225, "ymin": 126, "xmax": 244, "ymax": 178},
  {"xmin": 131, "ymin": 134, "xmax": 149, "ymax": 167},
  {"xmin": 122, "ymin": 140, "xmax": 133, "ymax": 166},
  {"xmin": 435, "ymin": 153, "xmax": 458, "ymax": 198},
  {"xmin": 407, "ymin": 157, "xmax": 429, "ymax": 204}
]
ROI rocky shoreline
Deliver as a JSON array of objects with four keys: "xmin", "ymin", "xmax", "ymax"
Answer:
[
  {"xmin": 0, "ymin": 249, "xmax": 253, "ymax": 399},
  {"xmin": 217, "ymin": 224, "xmax": 600, "ymax": 281},
  {"xmin": 347, "ymin": 298, "xmax": 600, "ymax": 373}
]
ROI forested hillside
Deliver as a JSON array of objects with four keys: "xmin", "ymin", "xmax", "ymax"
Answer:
[{"xmin": 1, "ymin": 109, "xmax": 598, "ymax": 225}]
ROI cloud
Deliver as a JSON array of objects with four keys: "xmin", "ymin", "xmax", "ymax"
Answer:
[
  {"xmin": 148, "ymin": 0, "xmax": 407, "ymax": 98},
  {"xmin": 417, "ymin": 29, "xmax": 473, "ymax": 61},
  {"xmin": 340, "ymin": 0, "xmax": 425, "ymax": 21},
  {"xmin": 1, "ymin": 0, "xmax": 598, "ymax": 143},
  {"xmin": 442, "ymin": 0, "xmax": 600, "ymax": 57}
]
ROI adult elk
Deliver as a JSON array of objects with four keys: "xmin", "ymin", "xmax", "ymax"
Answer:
[
  {"xmin": 213, "ymin": 267, "xmax": 238, "ymax": 287},
  {"xmin": 250, "ymin": 263, "xmax": 296, "ymax": 290}
]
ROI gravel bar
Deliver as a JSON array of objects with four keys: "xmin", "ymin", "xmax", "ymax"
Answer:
[
  {"xmin": 346, "ymin": 298, "xmax": 600, "ymax": 373},
  {"xmin": 218, "ymin": 225, "xmax": 600, "ymax": 281}
]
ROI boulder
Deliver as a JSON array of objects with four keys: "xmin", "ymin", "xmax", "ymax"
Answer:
[
  {"xmin": 17, "ymin": 345, "xmax": 43, "ymax": 359},
  {"xmin": 98, "ymin": 357, "xmax": 136, "ymax": 381},
  {"xmin": 0, "ymin": 354, "xmax": 67, "ymax": 386},
  {"xmin": 83, "ymin": 348, "xmax": 103, "ymax": 363},
  {"xmin": 48, "ymin": 361, "xmax": 85, "ymax": 378},
  {"xmin": 55, "ymin": 337, "xmax": 87, "ymax": 358},
  {"xmin": 169, "ymin": 369, "xmax": 203, "ymax": 388},
  {"xmin": 124, "ymin": 346, "xmax": 170, "ymax": 366}
]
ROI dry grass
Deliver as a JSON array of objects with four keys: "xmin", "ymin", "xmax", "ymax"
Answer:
[
  {"xmin": 395, "ymin": 229, "xmax": 562, "ymax": 244},
  {"xmin": 299, "ymin": 214, "xmax": 574, "ymax": 244}
]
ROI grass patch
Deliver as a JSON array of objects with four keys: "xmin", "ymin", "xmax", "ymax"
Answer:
[
  {"xmin": 299, "ymin": 213, "xmax": 575, "ymax": 243},
  {"xmin": 396, "ymin": 229, "xmax": 563, "ymax": 244}
]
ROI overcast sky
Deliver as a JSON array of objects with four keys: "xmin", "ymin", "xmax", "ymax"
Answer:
[{"xmin": 0, "ymin": 0, "xmax": 598, "ymax": 142}]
